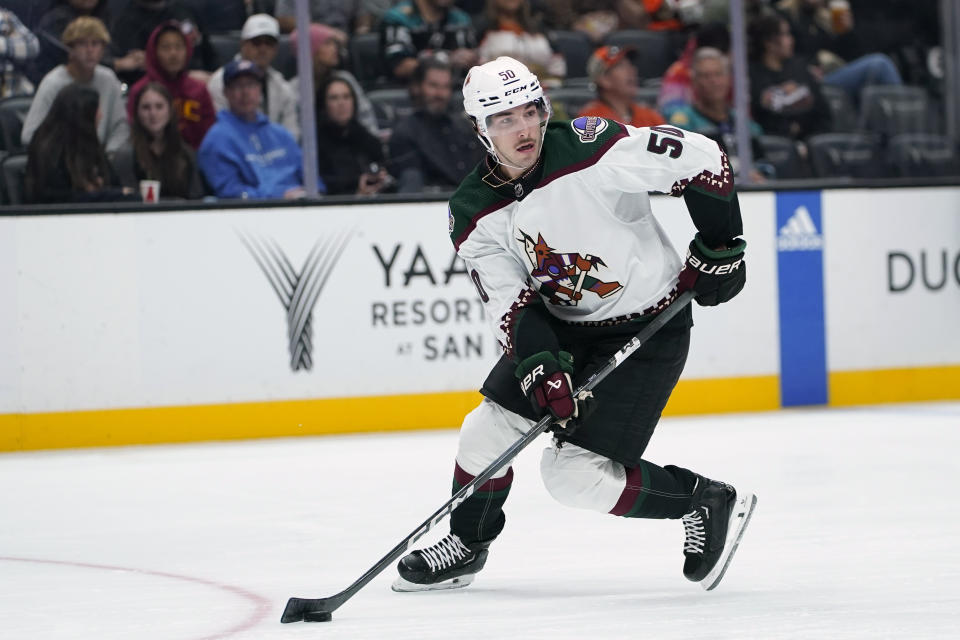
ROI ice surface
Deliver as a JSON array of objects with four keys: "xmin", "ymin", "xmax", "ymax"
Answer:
[{"xmin": 2, "ymin": 402, "xmax": 959, "ymax": 639}]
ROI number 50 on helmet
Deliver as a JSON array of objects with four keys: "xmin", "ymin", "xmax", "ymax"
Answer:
[{"xmin": 462, "ymin": 56, "xmax": 552, "ymax": 158}]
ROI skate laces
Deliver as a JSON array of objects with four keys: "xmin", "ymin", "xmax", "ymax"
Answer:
[
  {"xmin": 418, "ymin": 534, "xmax": 472, "ymax": 572},
  {"xmin": 682, "ymin": 510, "xmax": 706, "ymax": 555}
]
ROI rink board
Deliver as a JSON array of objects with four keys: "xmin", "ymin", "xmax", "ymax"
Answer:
[{"xmin": 1, "ymin": 186, "xmax": 958, "ymax": 450}]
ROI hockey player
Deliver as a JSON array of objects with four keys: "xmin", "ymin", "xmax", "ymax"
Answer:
[{"xmin": 393, "ymin": 57, "xmax": 757, "ymax": 594}]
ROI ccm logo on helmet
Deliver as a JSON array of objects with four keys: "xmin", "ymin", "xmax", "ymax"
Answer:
[
  {"xmin": 686, "ymin": 254, "xmax": 744, "ymax": 275},
  {"xmin": 504, "ymin": 84, "xmax": 529, "ymax": 96},
  {"xmin": 520, "ymin": 365, "xmax": 545, "ymax": 394}
]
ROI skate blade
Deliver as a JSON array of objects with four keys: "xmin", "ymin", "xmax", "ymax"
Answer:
[
  {"xmin": 701, "ymin": 491, "xmax": 757, "ymax": 591},
  {"xmin": 391, "ymin": 573, "xmax": 475, "ymax": 593}
]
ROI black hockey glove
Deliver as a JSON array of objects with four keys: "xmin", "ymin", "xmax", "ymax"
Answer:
[
  {"xmin": 516, "ymin": 350, "xmax": 592, "ymax": 436},
  {"xmin": 678, "ymin": 233, "xmax": 747, "ymax": 306}
]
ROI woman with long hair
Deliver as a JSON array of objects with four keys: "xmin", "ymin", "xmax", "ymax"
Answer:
[
  {"xmin": 315, "ymin": 76, "xmax": 392, "ymax": 196},
  {"xmin": 24, "ymin": 83, "xmax": 135, "ymax": 204},
  {"xmin": 113, "ymin": 82, "xmax": 205, "ymax": 199}
]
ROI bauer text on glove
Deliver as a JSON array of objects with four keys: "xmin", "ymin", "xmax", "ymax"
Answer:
[
  {"xmin": 516, "ymin": 351, "xmax": 578, "ymax": 422},
  {"xmin": 677, "ymin": 233, "xmax": 746, "ymax": 306}
]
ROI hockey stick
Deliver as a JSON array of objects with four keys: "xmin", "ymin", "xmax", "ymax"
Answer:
[{"xmin": 281, "ymin": 290, "xmax": 695, "ymax": 623}]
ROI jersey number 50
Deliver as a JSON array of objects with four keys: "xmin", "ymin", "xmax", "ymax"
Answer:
[{"xmin": 646, "ymin": 125, "xmax": 684, "ymax": 159}]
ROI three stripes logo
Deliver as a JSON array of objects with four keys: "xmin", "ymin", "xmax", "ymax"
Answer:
[
  {"xmin": 240, "ymin": 229, "xmax": 353, "ymax": 372},
  {"xmin": 777, "ymin": 205, "xmax": 823, "ymax": 251}
]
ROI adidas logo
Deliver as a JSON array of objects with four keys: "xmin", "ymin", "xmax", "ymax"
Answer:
[{"xmin": 778, "ymin": 206, "xmax": 823, "ymax": 251}]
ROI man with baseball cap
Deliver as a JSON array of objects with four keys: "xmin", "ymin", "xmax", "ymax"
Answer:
[
  {"xmin": 578, "ymin": 45, "xmax": 665, "ymax": 128},
  {"xmin": 206, "ymin": 14, "xmax": 299, "ymax": 140},
  {"xmin": 198, "ymin": 59, "xmax": 324, "ymax": 199}
]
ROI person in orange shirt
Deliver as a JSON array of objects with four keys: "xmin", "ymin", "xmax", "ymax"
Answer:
[{"xmin": 578, "ymin": 45, "xmax": 665, "ymax": 128}]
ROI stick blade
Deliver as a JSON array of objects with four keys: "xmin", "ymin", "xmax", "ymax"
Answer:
[{"xmin": 281, "ymin": 597, "xmax": 333, "ymax": 623}]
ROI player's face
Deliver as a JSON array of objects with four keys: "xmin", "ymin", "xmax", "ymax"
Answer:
[{"xmin": 487, "ymin": 102, "xmax": 546, "ymax": 172}]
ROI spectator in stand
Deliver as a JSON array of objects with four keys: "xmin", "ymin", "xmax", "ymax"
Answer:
[
  {"xmin": 207, "ymin": 14, "xmax": 299, "ymax": 140},
  {"xmin": 748, "ymin": 13, "xmax": 831, "ymax": 140},
  {"xmin": 33, "ymin": 0, "xmax": 111, "ymax": 84},
  {"xmin": 22, "ymin": 17, "xmax": 128, "ymax": 154},
  {"xmin": 388, "ymin": 56, "xmax": 482, "ymax": 193},
  {"xmin": 199, "ymin": 59, "xmax": 322, "ymax": 199},
  {"xmin": 775, "ymin": 0, "xmax": 901, "ymax": 104},
  {"xmin": 274, "ymin": 0, "xmax": 372, "ymax": 37},
  {"xmin": 381, "ymin": 0, "xmax": 478, "ymax": 82},
  {"xmin": 127, "ymin": 21, "xmax": 217, "ymax": 150},
  {"xmin": 190, "ymin": 0, "xmax": 279, "ymax": 34},
  {"xmin": 24, "ymin": 84, "xmax": 138, "ymax": 204},
  {"xmin": 113, "ymin": 82, "xmax": 206, "ymax": 200},
  {"xmin": 669, "ymin": 48, "xmax": 762, "ymax": 137},
  {"xmin": 475, "ymin": 0, "xmax": 565, "ymax": 88},
  {"xmin": 668, "ymin": 47, "xmax": 769, "ymax": 181},
  {"xmin": 536, "ymin": 0, "xmax": 653, "ymax": 44},
  {"xmin": 110, "ymin": 0, "xmax": 217, "ymax": 86},
  {"xmin": 658, "ymin": 21, "xmax": 730, "ymax": 117},
  {"xmin": 0, "ymin": 8, "xmax": 40, "ymax": 98},
  {"xmin": 287, "ymin": 23, "xmax": 379, "ymax": 136},
  {"xmin": 579, "ymin": 46, "xmax": 665, "ymax": 128},
  {"xmin": 316, "ymin": 76, "xmax": 394, "ymax": 196}
]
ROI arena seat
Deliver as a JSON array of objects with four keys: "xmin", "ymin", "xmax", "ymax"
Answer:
[
  {"xmin": 1, "ymin": 153, "xmax": 29, "ymax": 206},
  {"xmin": 366, "ymin": 88, "xmax": 414, "ymax": 131},
  {"xmin": 602, "ymin": 30, "xmax": 675, "ymax": 82},
  {"xmin": 888, "ymin": 133, "xmax": 960, "ymax": 177},
  {"xmin": 859, "ymin": 85, "xmax": 934, "ymax": 137},
  {"xmin": 548, "ymin": 30, "xmax": 593, "ymax": 79},
  {"xmin": 0, "ymin": 95, "xmax": 34, "ymax": 154},
  {"xmin": 757, "ymin": 135, "xmax": 809, "ymax": 179},
  {"xmin": 820, "ymin": 84, "xmax": 857, "ymax": 132},
  {"xmin": 807, "ymin": 132, "xmax": 887, "ymax": 178},
  {"xmin": 348, "ymin": 32, "xmax": 386, "ymax": 87}
]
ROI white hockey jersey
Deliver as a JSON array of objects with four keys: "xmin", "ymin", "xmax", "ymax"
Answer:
[{"xmin": 448, "ymin": 117, "xmax": 737, "ymax": 359}]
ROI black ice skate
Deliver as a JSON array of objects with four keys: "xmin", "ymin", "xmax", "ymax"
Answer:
[
  {"xmin": 681, "ymin": 476, "xmax": 757, "ymax": 591},
  {"xmin": 391, "ymin": 533, "xmax": 492, "ymax": 592}
]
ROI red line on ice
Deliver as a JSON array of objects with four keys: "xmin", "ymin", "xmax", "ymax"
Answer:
[{"xmin": 0, "ymin": 556, "xmax": 272, "ymax": 639}]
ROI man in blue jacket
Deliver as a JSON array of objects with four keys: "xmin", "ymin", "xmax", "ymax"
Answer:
[{"xmin": 199, "ymin": 59, "xmax": 324, "ymax": 199}]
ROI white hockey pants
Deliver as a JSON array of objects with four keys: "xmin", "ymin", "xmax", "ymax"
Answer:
[{"xmin": 457, "ymin": 398, "xmax": 628, "ymax": 513}]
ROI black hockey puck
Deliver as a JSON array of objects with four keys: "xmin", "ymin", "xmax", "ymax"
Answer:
[{"xmin": 304, "ymin": 611, "xmax": 333, "ymax": 622}]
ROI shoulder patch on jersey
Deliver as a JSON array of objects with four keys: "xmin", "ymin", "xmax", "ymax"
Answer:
[
  {"xmin": 537, "ymin": 119, "xmax": 629, "ymax": 188},
  {"xmin": 570, "ymin": 116, "xmax": 609, "ymax": 143}
]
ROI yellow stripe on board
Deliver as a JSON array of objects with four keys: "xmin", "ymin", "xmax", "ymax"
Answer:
[
  {"xmin": 0, "ymin": 374, "xmax": 789, "ymax": 452},
  {"xmin": 829, "ymin": 365, "xmax": 960, "ymax": 407}
]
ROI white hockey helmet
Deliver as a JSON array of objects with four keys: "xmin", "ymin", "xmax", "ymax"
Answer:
[{"xmin": 462, "ymin": 56, "xmax": 552, "ymax": 159}]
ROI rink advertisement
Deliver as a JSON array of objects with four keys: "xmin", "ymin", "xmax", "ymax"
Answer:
[{"xmin": 1, "ymin": 185, "xmax": 958, "ymax": 451}]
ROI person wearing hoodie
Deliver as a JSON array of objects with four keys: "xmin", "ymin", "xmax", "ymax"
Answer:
[
  {"xmin": 127, "ymin": 21, "xmax": 216, "ymax": 150},
  {"xmin": 198, "ymin": 59, "xmax": 324, "ymax": 200},
  {"xmin": 110, "ymin": 0, "xmax": 216, "ymax": 86}
]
